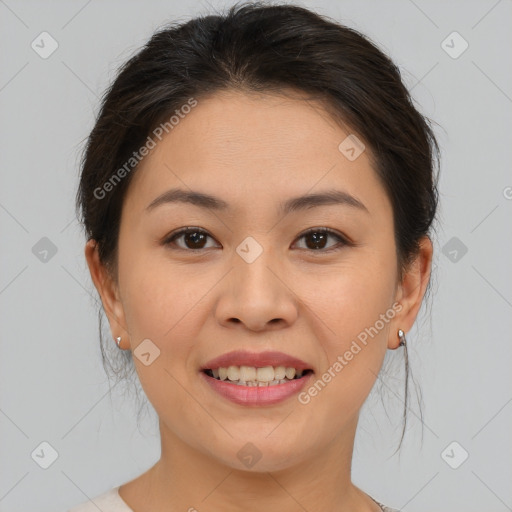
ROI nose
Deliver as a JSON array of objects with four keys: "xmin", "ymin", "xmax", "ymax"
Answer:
[{"xmin": 214, "ymin": 248, "xmax": 299, "ymax": 332}]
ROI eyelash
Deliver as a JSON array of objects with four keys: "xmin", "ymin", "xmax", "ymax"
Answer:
[{"xmin": 162, "ymin": 226, "xmax": 351, "ymax": 253}]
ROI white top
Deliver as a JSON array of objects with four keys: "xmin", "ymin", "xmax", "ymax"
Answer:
[
  {"xmin": 67, "ymin": 486, "xmax": 401, "ymax": 512},
  {"xmin": 67, "ymin": 487, "xmax": 133, "ymax": 511}
]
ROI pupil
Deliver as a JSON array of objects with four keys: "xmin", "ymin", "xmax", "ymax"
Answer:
[
  {"xmin": 186, "ymin": 231, "xmax": 205, "ymax": 249},
  {"xmin": 307, "ymin": 232, "xmax": 326, "ymax": 250},
  {"xmin": 184, "ymin": 231, "xmax": 328, "ymax": 250}
]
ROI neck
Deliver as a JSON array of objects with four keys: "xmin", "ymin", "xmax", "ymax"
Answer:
[{"xmin": 122, "ymin": 416, "xmax": 382, "ymax": 512}]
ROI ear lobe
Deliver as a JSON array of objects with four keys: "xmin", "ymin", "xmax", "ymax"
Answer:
[
  {"xmin": 84, "ymin": 238, "xmax": 128, "ymax": 339},
  {"xmin": 389, "ymin": 236, "xmax": 433, "ymax": 349}
]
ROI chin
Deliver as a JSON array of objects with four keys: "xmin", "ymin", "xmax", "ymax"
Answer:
[{"xmin": 210, "ymin": 434, "xmax": 311, "ymax": 473}]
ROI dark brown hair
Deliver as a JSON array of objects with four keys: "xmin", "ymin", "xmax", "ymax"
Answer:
[{"xmin": 76, "ymin": 1, "xmax": 440, "ymax": 450}]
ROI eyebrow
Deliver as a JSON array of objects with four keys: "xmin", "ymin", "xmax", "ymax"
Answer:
[{"xmin": 145, "ymin": 187, "xmax": 369, "ymax": 215}]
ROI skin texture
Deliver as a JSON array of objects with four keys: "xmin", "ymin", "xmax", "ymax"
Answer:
[{"xmin": 85, "ymin": 89, "xmax": 432, "ymax": 512}]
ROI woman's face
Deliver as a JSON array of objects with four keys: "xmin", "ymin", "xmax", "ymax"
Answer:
[{"xmin": 88, "ymin": 89, "xmax": 430, "ymax": 471}]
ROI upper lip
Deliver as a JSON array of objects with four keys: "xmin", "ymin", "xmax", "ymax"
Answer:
[{"xmin": 201, "ymin": 350, "xmax": 313, "ymax": 371}]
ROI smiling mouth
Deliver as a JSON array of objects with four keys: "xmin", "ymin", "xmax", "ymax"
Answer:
[{"xmin": 202, "ymin": 366, "xmax": 314, "ymax": 387}]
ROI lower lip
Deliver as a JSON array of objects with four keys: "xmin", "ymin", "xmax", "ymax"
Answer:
[{"xmin": 200, "ymin": 371, "xmax": 313, "ymax": 406}]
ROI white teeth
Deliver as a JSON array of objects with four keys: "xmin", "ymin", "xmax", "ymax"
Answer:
[
  {"xmin": 285, "ymin": 367, "xmax": 296, "ymax": 379},
  {"xmin": 227, "ymin": 365, "xmax": 240, "ymax": 381},
  {"xmin": 233, "ymin": 379, "xmax": 290, "ymax": 387},
  {"xmin": 207, "ymin": 365, "xmax": 309, "ymax": 385},
  {"xmin": 240, "ymin": 365, "xmax": 256, "ymax": 381},
  {"xmin": 256, "ymin": 366, "xmax": 274, "ymax": 382},
  {"xmin": 274, "ymin": 366, "xmax": 286, "ymax": 380}
]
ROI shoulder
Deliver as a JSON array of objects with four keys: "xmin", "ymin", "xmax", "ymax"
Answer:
[
  {"xmin": 378, "ymin": 504, "xmax": 402, "ymax": 512},
  {"xmin": 370, "ymin": 496, "xmax": 401, "ymax": 512},
  {"xmin": 67, "ymin": 486, "xmax": 133, "ymax": 512}
]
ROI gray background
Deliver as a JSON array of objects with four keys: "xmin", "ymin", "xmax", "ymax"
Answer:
[{"xmin": 1, "ymin": 0, "xmax": 511, "ymax": 511}]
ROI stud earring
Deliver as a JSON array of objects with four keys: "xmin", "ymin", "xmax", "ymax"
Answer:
[
  {"xmin": 398, "ymin": 329, "xmax": 406, "ymax": 347},
  {"xmin": 115, "ymin": 336, "xmax": 122, "ymax": 349}
]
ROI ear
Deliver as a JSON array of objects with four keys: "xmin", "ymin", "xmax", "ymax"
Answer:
[
  {"xmin": 389, "ymin": 236, "xmax": 433, "ymax": 349},
  {"xmin": 84, "ymin": 238, "xmax": 129, "ymax": 345}
]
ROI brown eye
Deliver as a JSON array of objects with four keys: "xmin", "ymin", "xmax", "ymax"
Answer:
[
  {"xmin": 163, "ymin": 227, "xmax": 349, "ymax": 253},
  {"xmin": 164, "ymin": 228, "xmax": 218, "ymax": 250},
  {"xmin": 294, "ymin": 228, "xmax": 348, "ymax": 252}
]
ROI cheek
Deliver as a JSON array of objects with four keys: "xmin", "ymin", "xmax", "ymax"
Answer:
[
  {"xmin": 119, "ymin": 247, "xmax": 206, "ymax": 342},
  {"xmin": 118, "ymin": 260, "xmax": 206, "ymax": 423},
  {"xmin": 296, "ymin": 271, "xmax": 393, "ymax": 432},
  {"xmin": 297, "ymin": 253, "xmax": 396, "ymax": 383},
  {"xmin": 301, "ymin": 254, "xmax": 396, "ymax": 331}
]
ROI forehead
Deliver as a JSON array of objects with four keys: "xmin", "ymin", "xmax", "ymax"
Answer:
[{"xmin": 123, "ymin": 89, "xmax": 390, "ymax": 218}]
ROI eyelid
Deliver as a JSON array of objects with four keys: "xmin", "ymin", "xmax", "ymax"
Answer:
[
  {"xmin": 162, "ymin": 226, "xmax": 219, "ymax": 250},
  {"xmin": 162, "ymin": 226, "xmax": 351, "ymax": 252},
  {"xmin": 292, "ymin": 227, "xmax": 351, "ymax": 252}
]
